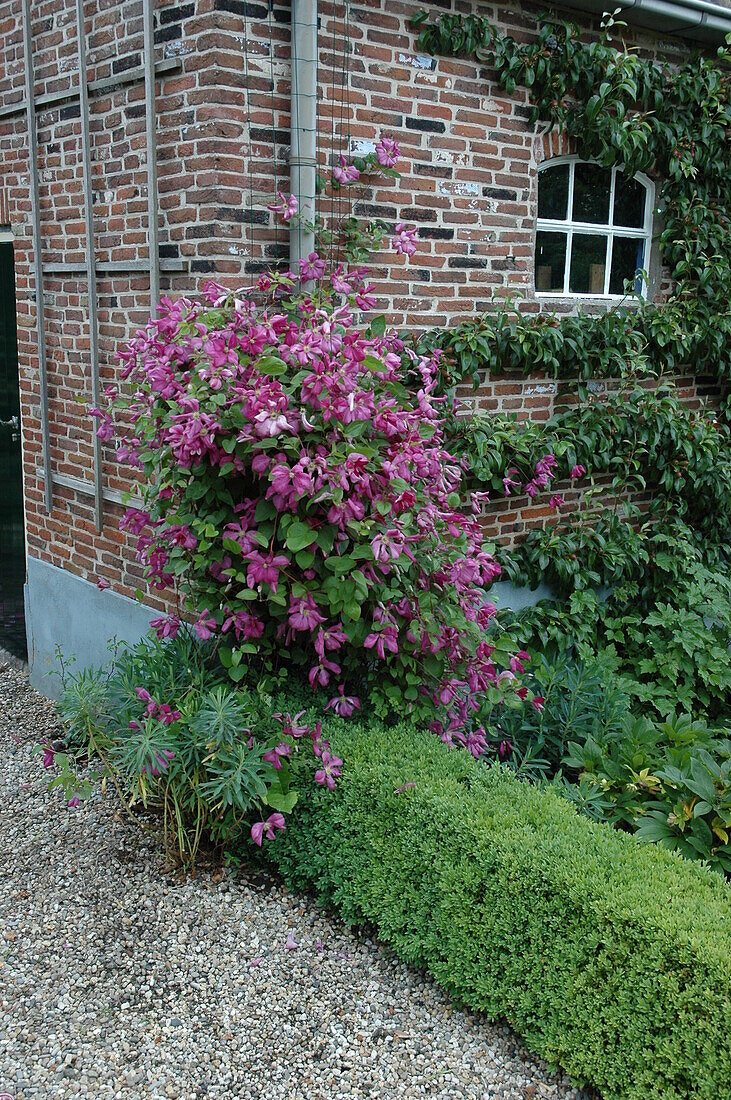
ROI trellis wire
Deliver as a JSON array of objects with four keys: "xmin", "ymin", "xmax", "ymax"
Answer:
[
  {"xmin": 336, "ymin": 0, "xmax": 351, "ymax": 269},
  {"xmin": 242, "ymin": 3, "xmax": 255, "ymax": 275},
  {"xmin": 324, "ymin": 5, "xmax": 334, "ymax": 273},
  {"xmin": 267, "ymin": 0, "xmax": 279, "ymax": 262}
]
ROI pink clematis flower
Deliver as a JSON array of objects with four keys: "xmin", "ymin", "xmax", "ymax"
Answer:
[
  {"xmin": 250, "ymin": 812, "xmax": 286, "ymax": 846},
  {"xmin": 273, "ymin": 711, "xmax": 311, "ymax": 738},
  {"xmin": 314, "ymin": 749, "xmax": 343, "ymax": 791},
  {"xmin": 150, "ymin": 615, "xmax": 180, "ymax": 641},
  {"xmin": 325, "ymin": 686, "xmax": 361, "ymax": 717},
  {"xmin": 392, "ymin": 223, "xmax": 418, "ymax": 256},
  {"xmin": 299, "ymin": 251, "xmax": 326, "ymax": 281},
  {"xmin": 333, "ymin": 154, "xmax": 360, "ymax": 185},
  {"xmin": 502, "ymin": 468, "xmax": 521, "ymax": 496},
  {"xmin": 570, "ymin": 464, "xmax": 586, "ymax": 480},
  {"xmin": 364, "ymin": 626, "xmax": 399, "ymax": 659},
  {"xmin": 263, "ymin": 742, "xmax": 292, "ymax": 770},
  {"xmin": 375, "ymin": 136, "xmax": 400, "ymax": 167},
  {"xmin": 89, "ymin": 407, "xmax": 114, "ymax": 441},
  {"xmin": 268, "ymin": 191, "xmax": 298, "ymax": 221},
  {"xmin": 246, "ymin": 550, "xmax": 290, "ymax": 594},
  {"xmin": 289, "ymin": 593, "xmax": 326, "ymax": 632},
  {"xmin": 194, "ymin": 609, "xmax": 217, "ymax": 641}
]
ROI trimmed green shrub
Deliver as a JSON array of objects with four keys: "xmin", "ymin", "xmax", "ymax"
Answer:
[{"xmin": 269, "ymin": 717, "xmax": 731, "ymax": 1100}]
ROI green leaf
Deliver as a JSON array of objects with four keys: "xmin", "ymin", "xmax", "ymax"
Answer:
[
  {"xmin": 263, "ymin": 788, "xmax": 299, "ymax": 814},
  {"xmin": 255, "ymin": 354, "xmax": 287, "ymax": 376},
  {"xmin": 286, "ymin": 522, "xmax": 318, "ymax": 552},
  {"xmin": 362, "ymin": 354, "xmax": 388, "ymax": 373}
]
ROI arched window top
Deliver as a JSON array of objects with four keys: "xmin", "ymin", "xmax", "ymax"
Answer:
[{"xmin": 535, "ymin": 158, "xmax": 654, "ymax": 299}]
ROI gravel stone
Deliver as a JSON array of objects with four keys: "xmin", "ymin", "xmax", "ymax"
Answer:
[{"xmin": 0, "ymin": 661, "xmax": 594, "ymax": 1099}]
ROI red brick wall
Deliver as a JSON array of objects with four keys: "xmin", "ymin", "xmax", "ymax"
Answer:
[{"xmin": 0, "ymin": 0, "xmax": 720, "ymax": 611}]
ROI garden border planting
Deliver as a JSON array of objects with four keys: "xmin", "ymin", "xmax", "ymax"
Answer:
[{"xmin": 270, "ymin": 716, "xmax": 731, "ymax": 1100}]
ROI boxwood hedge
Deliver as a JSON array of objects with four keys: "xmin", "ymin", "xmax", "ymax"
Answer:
[{"xmin": 269, "ymin": 718, "xmax": 731, "ymax": 1100}]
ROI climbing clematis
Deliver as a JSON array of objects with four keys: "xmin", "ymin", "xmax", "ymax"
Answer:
[{"xmin": 314, "ymin": 750, "xmax": 343, "ymax": 791}]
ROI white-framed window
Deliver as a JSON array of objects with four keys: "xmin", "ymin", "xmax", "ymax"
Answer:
[{"xmin": 535, "ymin": 158, "xmax": 654, "ymax": 299}]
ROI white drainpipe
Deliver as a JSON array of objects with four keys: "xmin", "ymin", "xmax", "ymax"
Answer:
[{"xmin": 289, "ymin": 0, "xmax": 318, "ymax": 272}]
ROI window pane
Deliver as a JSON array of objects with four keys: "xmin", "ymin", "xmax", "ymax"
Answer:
[
  {"xmin": 569, "ymin": 233, "xmax": 608, "ymax": 294},
  {"xmin": 613, "ymin": 174, "xmax": 646, "ymax": 228},
  {"xmin": 538, "ymin": 164, "xmax": 569, "ymax": 221},
  {"xmin": 609, "ymin": 236, "xmax": 646, "ymax": 295},
  {"xmin": 535, "ymin": 231, "xmax": 567, "ymax": 292},
  {"xmin": 572, "ymin": 163, "xmax": 612, "ymax": 224}
]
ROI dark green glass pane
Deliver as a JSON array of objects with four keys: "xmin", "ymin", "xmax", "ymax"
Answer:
[
  {"xmin": 538, "ymin": 164, "xmax": 569, "ymax": 221},
  {"xmin": 572, "ymin": 162, "xmax": 611, "ymax": 224},
  {"xmin": 535, "ymin": 231, "xmax": 567, "ymax": 293},
  {"xmin": 569, "ymin": 233, "xmax": 608, "ymax": 294},
  {"xmin": 609, "ymin": 236, "xmax": 645, "ymax": 295},
  {"xmin": 613, "ymin": 174, "xmax": 646, "ymax": 228}
]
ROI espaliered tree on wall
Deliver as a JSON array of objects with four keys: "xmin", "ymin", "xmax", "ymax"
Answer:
[
  {"xmin": 413, "ymin": 10, "xmax": 731, "ymax": 383},
  {"xmin": 411, "ymin": 9, "xmax": 731, "ymax": 589}
]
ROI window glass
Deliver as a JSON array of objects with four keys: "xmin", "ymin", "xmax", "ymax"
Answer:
[
  {"xmin": 569, "ymin": 234, "xmax": 608, "ymax": 294},
  {"xmin": 609, "ymin": 237, "xmax": 645, "ymax": 295},
  {"xmin": 537, "ymin": 163, "xmax": 569, "ymax": 221},
  {"xmin": 613, "ymin": 174, "xmax": 646, "ymax": 228},
  {"xmin": 572, "ymin": 163, "xmax": 612, "ymax": 224},
  {"xmin": 536, "ymin": 160, "xmax": 650, "ymax": 297},
  {"xmin": 535, "ymin": 231, "xmax": 567, "ymax": 292}
]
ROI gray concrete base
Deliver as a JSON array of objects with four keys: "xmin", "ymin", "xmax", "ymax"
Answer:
[
  {"xmin": 25, "ymin": 556, "xmax": 155, "ymax": 698},
  {"xmin": 23, "ymin": 560, "xmax": 556, "ymax": 700},
  {"xmin": 490, "ymin": 579, "xmax": 555, "ymax": 612}
]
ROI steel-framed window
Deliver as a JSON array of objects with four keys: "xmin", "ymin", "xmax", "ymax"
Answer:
[{"xmin": 535, "ymin": 157, "xmax": 654, "ymax": 299}]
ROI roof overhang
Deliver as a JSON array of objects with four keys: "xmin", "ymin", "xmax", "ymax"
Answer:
[{"xmin": 556, "ymin": 0, "xmax": 731, "ymax": 44}]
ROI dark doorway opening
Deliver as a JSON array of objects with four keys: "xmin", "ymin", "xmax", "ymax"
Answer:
[{"xmin": 0, "ymin": 240, "xmax": 27, "ymax": 661}]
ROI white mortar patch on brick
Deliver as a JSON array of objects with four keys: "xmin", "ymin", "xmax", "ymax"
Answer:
[
  {"xmin": 439, "ymin": 181, "xmax": 480, "ymax": 197},
  {"xmin": 524, "ymin": 383, "xmax": 557, "ymax": 395},
  {"xmin": 350, "ymin": 138, "xmax": 377, "ymax": 155},
  {"xmin": 397, "ymin": 53, "xmax": 435, "ymax": 69}
]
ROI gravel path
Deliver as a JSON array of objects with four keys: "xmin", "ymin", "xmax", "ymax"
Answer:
[{"xmin": 0, "ymin": 662, "xmax": 591, "ymax": 1100}]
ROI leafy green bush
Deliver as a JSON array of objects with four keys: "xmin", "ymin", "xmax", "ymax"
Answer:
[
  {"xmin": 564, "ymin": 713, "xmax": 731, "ymax": 873},
  {"xmin": 268, "ymin": 717, "xmax": 731, "ymax": 1100},
  {"xmin": 509, "ymin": 520, "xmax": 731, "ymax": 719},
  {"xmin": 53, "ymin": 634, "xmax": 327, "ymax": 866},
  {"xmin": 492, "ymin": 652, "xmax": 731, "ymax": 872}
]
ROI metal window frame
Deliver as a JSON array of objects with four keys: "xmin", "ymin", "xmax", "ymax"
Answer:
[{"xmin": 535, "ymin": 156, "xmax": 655, "ymax": 301}]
